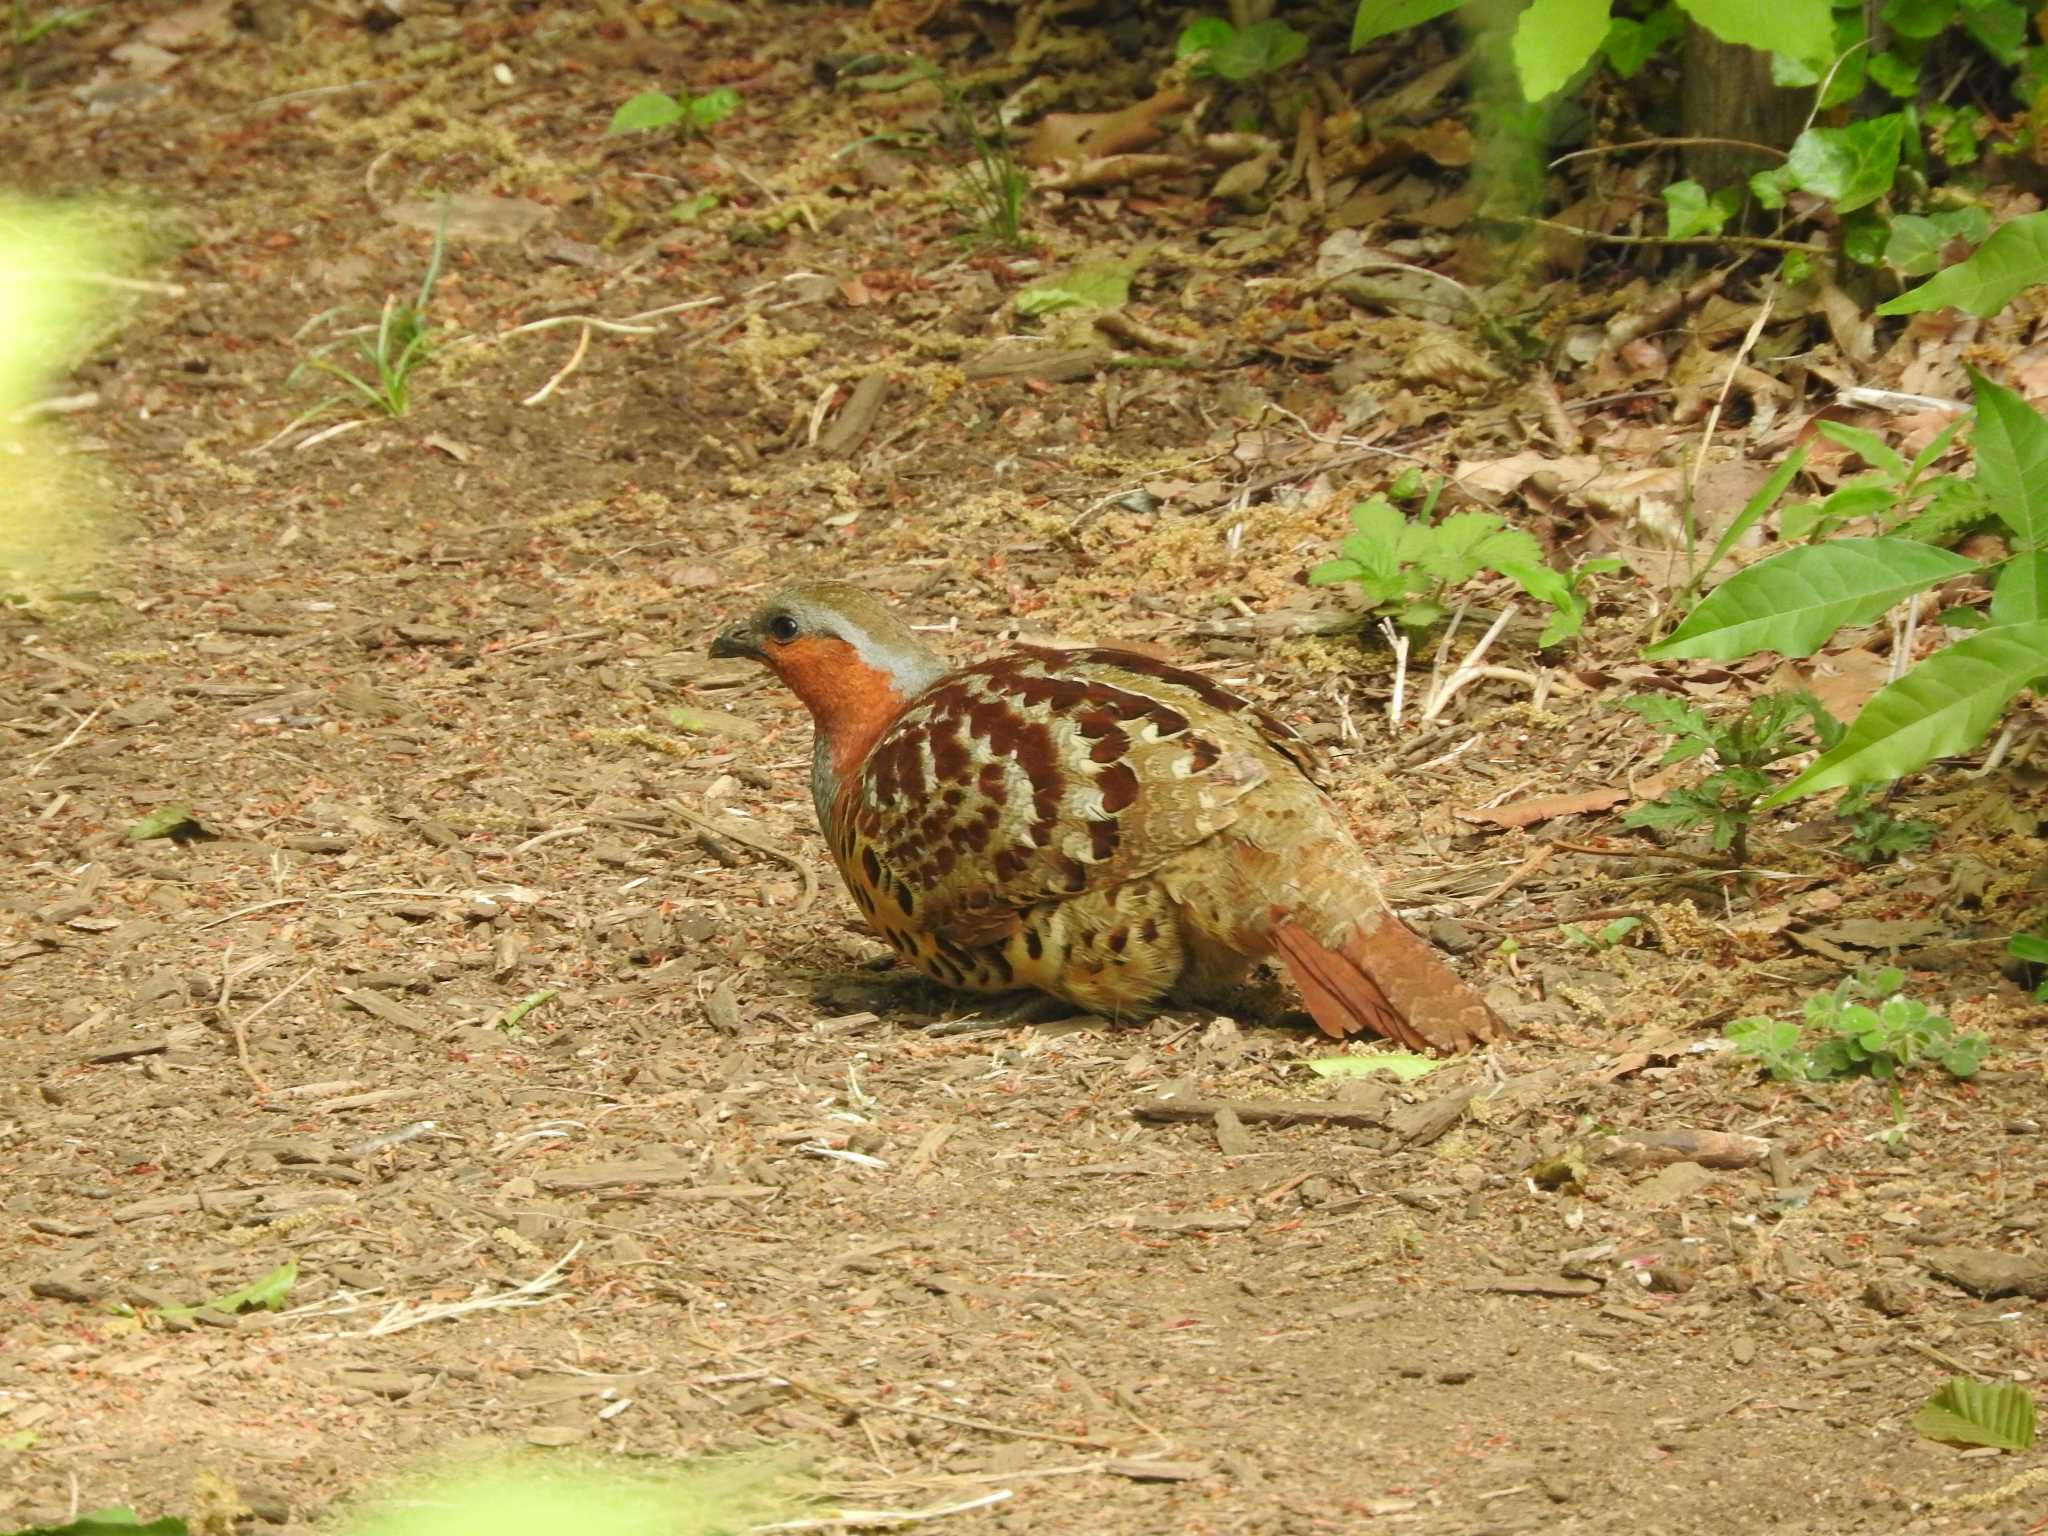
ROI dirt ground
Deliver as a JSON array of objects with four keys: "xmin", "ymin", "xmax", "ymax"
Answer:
[{"xmin": 3, "ymin": 3, "xmax": 2046, "ymax": 1533}]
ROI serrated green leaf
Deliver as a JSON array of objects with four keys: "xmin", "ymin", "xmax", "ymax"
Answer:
[
  {"xmin": 1306, "ymin": 1052, "xmax": 1440, "ymax": 1081},
  {"xmin": 1969, "ymin": 369, "xmax": 2048, "ymax": 549},
  {"xmin": 1307, "ymin": 559, "xmax": 1363, "ymax": 586},
  {"xmin": 1648, "ymin": 538, "xmax": 1978, "ymax": 660},
  {"xmin": 1913, "ymin": 1377, "xmax": 2037, "ymax": 1450},
  {"xmin": 1780, "ymin": 117, "xmax": 1904, "ymax": 213},
  {"xmin": 1765, "ymin": 621, "xmax": 2048, "ymax": 802},
  {"xmin": 1991, "ymin": 552, "xmax": 2048, "ymax": 624},
  {"xmin": 1512, "ymin": 0, "xmax": 1612, "ymax": 100},
  {"xmin": 1676, "ymin": 0, "xmax": 1833, "ymax": 62},
  {"xmin": 1880, "ymin": 210, "xmax": 2048, "ymax": 317},
  {"xmin": 609, "ymin": 91, "xmax": 685, "ymax": 135},
  {"xmin": 1351, "ymin": 0, "xmax": 1466, "ymax": 48}
]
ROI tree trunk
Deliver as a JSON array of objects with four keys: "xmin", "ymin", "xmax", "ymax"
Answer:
[{"xmin": 1680, "ymin": 26, "xmax": 1808, "ymax": 190}]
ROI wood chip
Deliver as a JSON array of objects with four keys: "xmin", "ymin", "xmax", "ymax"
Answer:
[
  {"xmin": 1923, "ymin": 1247, "xmax": 2048, "ymax": 1299},
  {"xmin": 1130, "ymin": 1097, "xmax": 1389, "ymax": 1129},
  {"xmin": 1100, "ymin": 1458, "xmax": 1212, "ymax": 1482},
  {"xmin": 1461, "ymin": 1274, "xmax": 1603, "ymax": 1296}
]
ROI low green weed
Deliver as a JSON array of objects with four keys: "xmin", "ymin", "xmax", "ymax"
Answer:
[
  {"xmin": 1176, "ymin": 16, "xmax": 1307, "ymax": 82},
  {"xmin": 9, "ymin": 0, "xmax": 95, "ymax": 92},
  {"xmin": 1648, "ymin": 372, "xmax": 2048, "ymax": 808},
  {"xmin": 1725, "ymin": 968, "xmax": 1990, "ymax": 1082},
  {"xmin": 608, "ymin": 85, "xmax": 740, "ymax": 140},
  {"xmin": 2010, "ymin": 931, "xmax": 2048, "ymax": 1001},
  {"xmin": 289, "ymin": 206, "xmax": 449, "ymax": 419},
  {"xmin": 1618, "ymin": 690, "xmax": 1839, "ymax": 864},
  {"xmin": 1308, "ymin": 471, "xmax": 1613, "ymax": 643}
]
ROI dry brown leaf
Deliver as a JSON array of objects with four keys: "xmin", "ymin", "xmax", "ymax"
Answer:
[{"xmin": 1022, "ymin": 89, "xmax": 1193, "ymax": 167}]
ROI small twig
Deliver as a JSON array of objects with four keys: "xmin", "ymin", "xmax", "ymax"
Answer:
[
  {"xmin": 1378, "ymin": 618, "xmax": 1409, "ymax": 733},
  {"xmin": 1690, "ymin": 290, "xmax": 1776, "ymax": 503},
  {"xmin": 1509, "ymin": 217, "xmax": 1817, "ymax": 254},
  {"xmin": 230, "ymin": 966, "xmax": 316, "ymax": 1094},
  {"xmin": 501, "ymin": 313, "xmax": 666, "ymax": 338},
  {"xmin": 1466, "ymin": 844, "xmax": 1556, "ymax": 914},
  {"xmin": 24, "ymin": 706, "xmax": 101, "ymax": 776},
  {"xmin": 521, "ymin": 323, "xmax": 590, "ymax": 406},
  {"xmin": 753, "ymin": 1490, "xmax": 1014, "ymax": 1531}
]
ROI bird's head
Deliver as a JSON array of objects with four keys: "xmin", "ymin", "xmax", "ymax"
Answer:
[{"xmin": 710, "ymin": 581, "xmax": 949, "ymax": 779}]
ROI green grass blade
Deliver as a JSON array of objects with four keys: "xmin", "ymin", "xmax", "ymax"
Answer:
[
  {"xmin": 1697, "ymin": 445, "xmax": 1807, "ymax": 586},
  {"xmin": 1763, "ymin": 621, "xmax": 2048, "ymax": 803},
  {"xmin": 1648, "ymin": 538, "xmax": 1978, "ymax": 660}
]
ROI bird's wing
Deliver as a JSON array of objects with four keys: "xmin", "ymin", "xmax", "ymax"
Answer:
[{"xmin": 836, "ymin": 648, "xmax": 1311, "ymax": 947}]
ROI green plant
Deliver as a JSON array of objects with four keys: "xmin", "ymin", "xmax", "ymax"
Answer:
[
  {"xmin": 9, "ymin": 0, "xmax": 96, "ymax": 92},
  {"xmin": 1176, "ymin": 16, "xmax": 1308, "ymax": 82},
  {"xmin": 1308, "ymin": 474, "xmax": 1606, "ymax": 642},
  {"xmin": 608, "ymin": 85, "xmax": 740, "ymax": 139},
  {"xmin": 289, "ymin": 206, "xmax": 450, "ymax": 419},
  {"xmin": 1914, "ymin": 1377, "xmax": 2038, "ymax": 1451},
  {"xmin": 1648, "ymin": 371, "xmax": 2048, "ymax": 807},
  {"xmin": 1560, "ymin": 915, "xmax": 1643, "ymax": 949},
  {"xmin": 911, "ymin": 62, "xmax": 1029, "ymax": 247},
  {"xmin": 1725, "ymin": 968, "xmax": 1991, "ymax": 1082},
  {"xmin": 1619, "ymin": 690, "xmax": 1839, "ymax": 863},
  {"xmin": 1833, "ymin": 788, "xmax": 1934, "ymax": 864},
  {"xmin": 2009, "ymin": 930, "xmax": 2048, "ymax": 1001}
]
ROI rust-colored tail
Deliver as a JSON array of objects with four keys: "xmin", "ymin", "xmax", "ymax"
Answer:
[{"xmin": 1273, "ymin": 914, "xmax": 1505, "ymax": 1053}]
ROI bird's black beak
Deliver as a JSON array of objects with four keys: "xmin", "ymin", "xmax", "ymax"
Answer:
[{"xmin": 709, "ymin": 623, "xmax": 761, "ymax": 662}]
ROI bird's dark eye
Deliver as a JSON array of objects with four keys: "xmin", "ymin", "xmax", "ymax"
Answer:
[{"xmin": 767, "ymin": 613, "xmax": 801, "ymax": 643}]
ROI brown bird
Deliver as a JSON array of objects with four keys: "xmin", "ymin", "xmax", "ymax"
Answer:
[{"xmin": 710, "ymin": 582, "xmax": 1504, "ymax": 1052}]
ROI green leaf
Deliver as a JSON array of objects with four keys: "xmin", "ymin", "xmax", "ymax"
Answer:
[
  {"xmin": 683, "ymin": 86, "xmax": 740, "ymax": 129},
  {"xmin": 1882, "ymin": 0, "xmax": 1957, "ymax": 40},
  {"xmin": 2011, "ymin": 933, "xmax": 2048, "ymax": 963},
  {"xmin": 1176, "ymin": 17, "xmax": 1236, "ymax": 59},
  {"xmin": 1884, "ymin": 209, "xmax": 1990, "ymax": 277},
  {"xmin": 1991, "ymin": 552, "xmax": 2048, "ymax": 624},
  {"xmin": 1765, "ymin": 621, "xmax": 2048, "ymax": 802},
  {"xmin": 162, "ymin": 1261, "xmax": 297, "ymax": 1322},
  {"xmin": 1815, "ymin": 420, "xmax": 1908, "ymax": 482},
  {"xmin": 1308, "ymin": 558, "xmax": 1363, "ymax": 586},
  {"xmin": 1306, "ymin": 1051, "xmax": 1439, "ymax": 1081},
  {"xmin": 1602, "ymin": 6, "xmax": 1682, "ymax": 75},
  {"xmin": 608, "ymin": 91, "xmax": 685, "ymax": 135},
  {"xmin": 1961, "ymin": 0, "xmax": 2027, "ymax": 63},
  {"xmin": 1781, "ymin": 117, "xmax": 1904, "ymax": 213},
  {"xmin": 1648, "ymin": 538, "xmax": 1979, "ymax": 660},
  {"xmin": 1512, "ymin": 0, "xmax": 1612, "ymax": 99},
  {"xmin": 1865, "ymin": 46, "xmax": 1921, "ymax": 98},
  {"xmin": 128, "ymin": 804, "xmax": 207, "ymax": 841},
  {"xmin": 1662, "ymin": 179, "xmax": 1743, "ymax": 239},
  {"xmin": 1968, "ymin": 369, "xmax": 2048, "ymax": 549},
  {"xmin": 1016, "ymin": 261, "xmax": 1133, "ymax": 315},
  {"xmin": 6, "ymin": 1513, "xmax": 189, "ymax": 1536},
  {"xmin": 1351, "ymin": 0, "xmax": 1466, "ymax": 49},
  {"xmin": 1880, "ymin": 210, "xmax": 2048, "ymax": 317},
  {"xmin": 1913, "ymin": 1377, "xmax": 2037, "ymax": 1450},
  {"xmin": 1188, "ymin": 17, "xmax": 1307, "ymax": 79},
  {"xmin": 1693, "ymin": 446, "xmax": 1808, "ymax": 584},
  {"xmin": 1676, "ymin": 0, "xmax": 1833, "ymax": 64}
]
